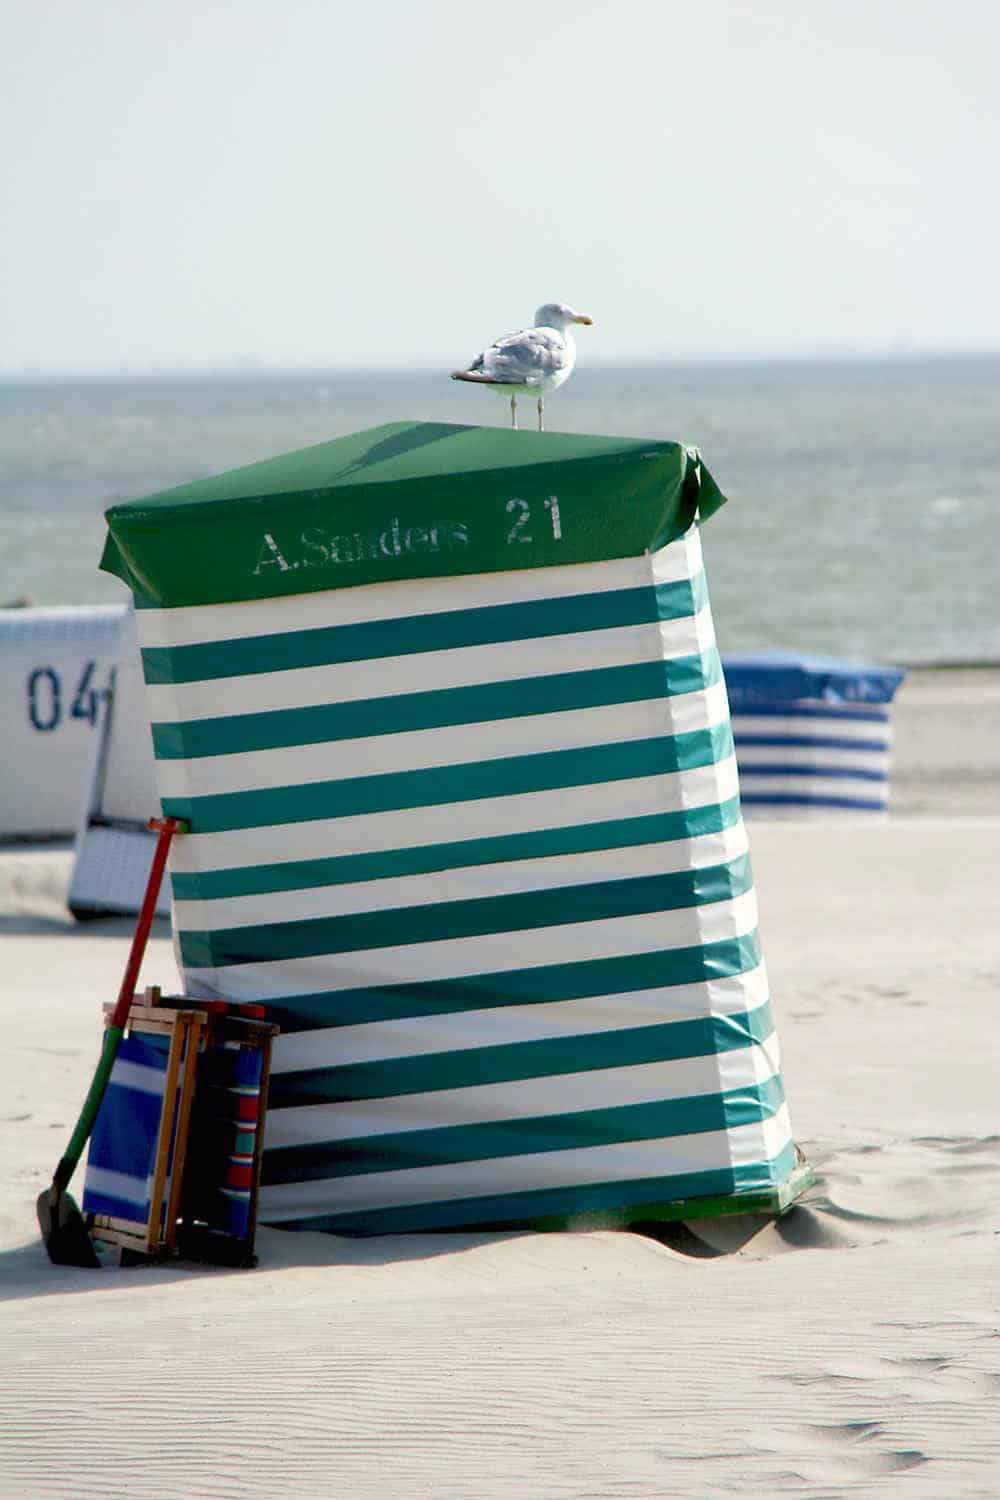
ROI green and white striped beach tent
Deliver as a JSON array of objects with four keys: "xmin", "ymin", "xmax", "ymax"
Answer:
[{"xmin": 101, "ymin": 421, "xmax": 810, "ymax": 1235}]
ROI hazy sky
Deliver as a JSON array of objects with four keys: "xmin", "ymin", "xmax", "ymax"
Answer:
[{"xmin": 3, "ymin": 0, "xmax": 999, "ymax": 371}]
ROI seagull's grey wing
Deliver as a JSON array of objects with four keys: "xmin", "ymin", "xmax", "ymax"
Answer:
[{"xmin": 478, "ymin": 327, "xmax": 569, "ymax": 385}]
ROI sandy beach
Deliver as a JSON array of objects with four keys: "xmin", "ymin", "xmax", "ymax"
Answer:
[{"xmin": 1, "ymin": 665, "xmax": 998, "ymax": 1499}]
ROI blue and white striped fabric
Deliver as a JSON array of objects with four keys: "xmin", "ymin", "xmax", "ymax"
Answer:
[
  {"xmin": 724, "ymin": 653, "xmax": 905, "ymax": 815},
  {"xmin": 82, "ymin": 1033, "xmax": 169, "ymax": 1222},
  {"xmin": 135, "ymin": 526, "xmax": 798, "ymax": 1234}
]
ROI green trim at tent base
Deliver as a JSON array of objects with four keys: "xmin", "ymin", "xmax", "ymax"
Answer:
[
  {"xmin": 265, "ymin": 1157, "xmax": 816, "ymax": 1238},
  {"xmin": 533, "ymin": 1155, "xmax": 816, "ymax": 1233}
]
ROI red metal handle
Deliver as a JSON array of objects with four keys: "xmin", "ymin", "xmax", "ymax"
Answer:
[{"xmin": 107, "ymin": 816, "xmax": 187, "ymax": 1030}]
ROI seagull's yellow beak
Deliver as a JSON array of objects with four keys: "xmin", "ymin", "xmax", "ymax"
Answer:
[{"xmin": 574, "ymin": 315, "xmax": 594, "ymax": 326}]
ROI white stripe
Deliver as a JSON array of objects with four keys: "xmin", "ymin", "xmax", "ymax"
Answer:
[
  {"xmin": 742, "ymin": 804, "xmax": 888, "ymax": 821},
  {"xmin": 154, "ymin": 676, "xmax": 729, "ymax": 800},
  {"xmin": 718, "ymin": 1023, "xmax": 782, "ymax": 1097},
  {"xmin": 135, "ymin": 531, "xmax": 704, "ymax": 651},
  {"xmin": 738, "ymin": 773, "xmax": 888, "ymax": 801},
  {"xmin": 169, "ymin": 754, "xmax": 742, "ymax": 877},
  {"xmin": 176, "ymin": 821, "xmax": 750, "ymax": 933},
  {"xmin": 735, "ymin": 743, "xmax": 890, "ymax": 774},
  {"xmin": 83, "ymin": 1164, "xmax": 152, "ymax": 1208},
  {"xmin": 653, "ymin": 527, "xmax": 703, "ymax": 585},
  {"xmin": 266, "ymin": 1039, "xmax": 780, "ymax": 1149},
  {"xmin": 732, "ymin": 695, "xmax": 890, "ymax": 719},
  {"xmin": 109, "ymin": 1059, "xmax": 167, "ymax": 1096},
  {"xmin": 183, "ymin": 885, "xmax": 760, "ymax": 1001},
  {"xmin": 731, "ymin": 713, "xmax": 891, "ymax": 743},
  {"xmin": 271, "ymin": 961, "xmax": 770, "ymax": 1074},
  {"xmin": 258, "ymin": 1110, "xmax": 793, "ymax": 1222},
  {"xmin": 728, "ymin": 1102, "xmax": 793, "ymax": 1173},
  {"xmin": 144, "ymin": 605, "xmax": 717, "ymax": 724},
  {"xmin": 135, "ymin": 553, "xmax": 664, "ymax": 650}
]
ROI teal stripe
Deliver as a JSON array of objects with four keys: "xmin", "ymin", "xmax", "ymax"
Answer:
[
  {"xmin": 263, "ymin": 1072, "xmax": 785, "ymax": 1184},
  {"xmin": 162, "ymin": 717, "xmax": 735, "ymax": 834},
  {"xmin": 179, "ymin": 851, "xmax": 754, "ymax": 969},
  {"xmin": 268, "ymin": 999, "xmax": 773, "ymax": 1109},
  {"xmin": 152, "ymin": 649, "xmax": 722, "ymax": 760},
  {"xmin": 170, "ymin": 795, "xmax": 742, "ymax": 902},
  {"xmin": 142, "ymin": 573, "xmax": 708, "ymax": 686},
  {"xmin": 260, "ymin": 1141, "xmax": 799, "ymax": 1236},
  {"xmin": 256, "ymin": 929, "xmax": 763, "ymax": 1033}
]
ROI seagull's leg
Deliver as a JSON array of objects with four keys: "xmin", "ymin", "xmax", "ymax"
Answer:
[
  {"xmin": 537, "ymin": 395, "xmax": 544, "ymax": 432},
  {"xmin": 510, "ymin": 393, "xmax": 518, "ymax": 430}
]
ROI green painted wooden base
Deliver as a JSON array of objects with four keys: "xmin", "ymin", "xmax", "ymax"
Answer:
[{"xmin": 532, "ymin": 1156, "xmax": 816, "ymax": 1233}]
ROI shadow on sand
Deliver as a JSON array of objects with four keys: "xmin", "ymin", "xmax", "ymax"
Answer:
[
  {"xmin": 0, "ymin": 1225, "xmax": 534, "ymax": 1304},
  {"xmin": 0, "ymin": 912, "xmax": 172, "ymax": 938},
  {"xmin": 1, "ymin": 1202, "xmax": 849, "ymax": 1305}
]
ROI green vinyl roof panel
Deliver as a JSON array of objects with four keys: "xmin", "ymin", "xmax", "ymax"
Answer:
[{"xmin": 101, "ymin": 421, "xmax": 727, "ymax": 608}]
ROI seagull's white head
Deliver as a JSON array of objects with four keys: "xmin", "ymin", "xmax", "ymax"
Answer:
[{"xmin": 534, "ymin": 302, "xmax": 594, "ymax": 332}]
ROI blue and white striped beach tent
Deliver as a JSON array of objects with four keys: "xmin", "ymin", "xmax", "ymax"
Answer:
[
  {"xmin": 100, "ymin": 422, "xmax": 810, "ymax": 1234},
  {"xmin": 724, "ymin": 652, "xmax": 906, "ymax": 815}
]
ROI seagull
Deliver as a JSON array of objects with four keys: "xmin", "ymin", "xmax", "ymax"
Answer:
[{"xmin": 452, "ymin": 302, "xmax": 593, "ymax": 431}]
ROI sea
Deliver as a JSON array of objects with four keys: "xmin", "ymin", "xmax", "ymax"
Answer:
[{"xmin": 2, "ymin": 355, "xmax": 998, "ymax": 665}]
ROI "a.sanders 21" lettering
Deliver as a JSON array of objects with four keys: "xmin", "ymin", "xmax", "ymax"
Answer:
[{"xmin": 253, "ymin": 495, "xmax": 563, "ymax": 577}]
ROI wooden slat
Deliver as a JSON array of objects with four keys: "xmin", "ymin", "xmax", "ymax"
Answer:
[
  {"xmin": 146, "ymin": 1015, "xmax": 186, "ymax": 1249},
  {"xmin": 90, "ymin": 1214, "xmax": 151, "ymax": 1253},
  {"xmin": 163, "ymin": 1014, "xmax": 203, "ymax": 1249}
]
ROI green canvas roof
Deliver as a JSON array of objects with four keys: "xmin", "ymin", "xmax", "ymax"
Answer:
[{"xmin": 101, "ymin": 421, "xmax": 726, "ymax": 609}]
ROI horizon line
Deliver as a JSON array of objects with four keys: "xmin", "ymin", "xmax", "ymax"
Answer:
[{"xmin": 2, "ymin": 344, "xmax": 1000, "ymax": 382}]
